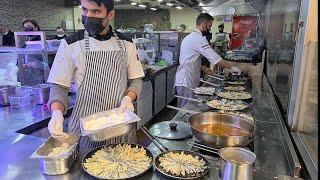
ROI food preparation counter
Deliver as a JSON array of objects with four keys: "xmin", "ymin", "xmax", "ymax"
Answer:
[{"xmin": 0, "ymin": 75, "xmax": 302, "ymax": 179}]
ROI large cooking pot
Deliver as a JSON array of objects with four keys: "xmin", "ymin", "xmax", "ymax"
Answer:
[{"xmin": 188, "ymin": 112, "xmax": 256, "ymax": 148}]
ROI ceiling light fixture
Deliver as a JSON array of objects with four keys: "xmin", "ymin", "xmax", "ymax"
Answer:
[
  {"xmin": 150, "ymin": 7, "xmax": 157, "ymax": 11},
  {"xmin": 166, "ymin": 2, "xmax": 174, "ymax": 6},
  {"xmin": 158, "ymin": 0, "xmax": 163, "ymax": 2},
  {"xmin": 138, "ymin": 4, "xmax": 146, "ymax": 8},
  {"xmin": 176, "ymin": 6, "xmax": 182, "ymax": 9},
  {"xmin": 131, "ymin": 2, "xmax": 137, "ymax": 5}
]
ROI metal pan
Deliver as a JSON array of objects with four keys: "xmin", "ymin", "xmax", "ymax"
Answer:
[
  {"xmin": 188, "ymin": 86, "xmax": 216, "ymax": 96},
  {"xmin": 166, "ymin": 106, "xmax": 256, "ymax": 148},
  {"xmin": 188, "ymin": 112, "xmax": 256, "ymax": 148},
  {"xmin": 216, "ymin": 91, "xmax": 252, "ymax": 100},
  {"xmin": 82, "ymin": 143, "xmax": 153, "ymax": 180},
  {"xmin": 223, "ymin": 85, "xmax": 246, "ymax": 91},
  {"xmin": 175, "ymin": 95, "xmax": 250, "ymax": 111},
  {"xmin": 141, "ymin": 125, "xmax": 210, "ymax": 179},
  {"xmin": 154, "ymin": 150, "xmax": 210, "ymax": 180}
]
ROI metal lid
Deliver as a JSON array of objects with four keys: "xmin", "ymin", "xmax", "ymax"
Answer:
[{"xmin": 149, "ymin": 121, "xmax": 192, "ymax": 140}]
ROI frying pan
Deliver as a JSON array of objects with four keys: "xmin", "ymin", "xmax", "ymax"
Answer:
[
  {"xmin": 141, "ymin": 126, "xmax": 210, "ymax": 179},
  {"xmin": 154, "ymin": 150, "xmax": 210, "ymax": 180},
  {"xmin": 82, "ymin": 143, "xmax": 153, "ymax": 179},
  {"xmin": 174, "ymin": 95, "xmax": 250, "ymax": 111},
  {"xmin": 188, "ymin": 86, "xmax": 216, "ymax": 96},
  {"xmin": 166, "ymin": 106, "xmax": 256, "ymax": 148},
  {"xmin": 216, "ymin": 91, "xmax": 252, "ymax": 100}
]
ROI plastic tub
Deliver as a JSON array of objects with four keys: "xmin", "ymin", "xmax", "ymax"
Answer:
[{"xmin": 9, "ymin": 94, "xmax": 31, "ymax": 108}]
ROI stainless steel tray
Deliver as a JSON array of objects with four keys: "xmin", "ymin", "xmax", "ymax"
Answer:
[
  {"xmin": 80, "ymin": 109, "xmax": 141, "ymax": 141},
  {"xmin": 30, "ymin": 134, "xmax": 79, "ymax": 175}
]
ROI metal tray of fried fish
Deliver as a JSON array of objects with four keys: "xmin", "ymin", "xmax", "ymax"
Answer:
[
  {"xmin": 82, "ymin": 143, "xmax": 153, "ymax": 180},
  {"xmin": 154, "ymin": 150, "xmax": 210, "ymax": 179}
]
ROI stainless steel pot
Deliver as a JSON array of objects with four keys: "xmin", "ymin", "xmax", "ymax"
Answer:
[
  {"xmin": 33, "ymin": 84, "xmax": 50, "ymax": 104},
  {"xmin": 219, "ymin": 147, "xmax": 256, "ymax": 180},
  {"xmin": 0, "ymin": 85, "xmax": 16, "ymax": 105},
  {"xmin": 188, "ymin": 112, "xmax": 256, "ymax": 148}
]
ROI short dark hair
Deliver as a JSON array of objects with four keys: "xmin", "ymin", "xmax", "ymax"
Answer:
[
  {"xmin": 21, "ymin": 18, "xmax": 40, "ymax": 30},
  {"xmin": 218, "ymin": 24, "xmax": 224, "ymax": 28},
  {"xmin": 196, "ymin": 13, "xmax": 214, "ymax": 26},
  {"xmin": 56, "ymin": 26, "xmax": 63, "ymax": 29},
  {"xmin": 85, "ymin": 0, "xmax": 114, "ymax": 13}
]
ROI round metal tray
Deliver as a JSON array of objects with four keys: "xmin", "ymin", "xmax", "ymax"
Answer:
[
  {"xmin": 154, "ymin": 150, "xmax": 210, "ymax": 179},
  {"xmin": 216, "ymin": 91, "xmax": 252, "ymax": 100},
  {"xmin": 82, "ymin": 143, "xmax": 153, "ymax": 180}
]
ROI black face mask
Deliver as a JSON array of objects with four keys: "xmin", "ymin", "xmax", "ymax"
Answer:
[
  {"xmin": 202, "ymin": 30, "xmax": 212, "ymax": 42},
  {"xmin": 82, "ymin": 15, "xmax": 106, "ymax": 36},
  {"xmin": 24, "ymin": 27, "xmax": 34, "ymax": 31},
  {"xmin": 219, "ymin": 29, "xmax": 224, "ymax": 33}
]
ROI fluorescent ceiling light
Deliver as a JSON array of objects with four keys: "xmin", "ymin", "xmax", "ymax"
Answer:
[
  {"xmin": 158, "ymin": 0, "xmax": 163, "ymax": 2},
  {"xmin": 150, "ymin": 7, "xmax": 157, "ymax": 11},
  {"xmin": 115, "ymin": 0, "xmax": 120, "ymax": 1},
  {"xmin": 131, "ymin": 2, "xmax": 137, "ymax": 5},
  {"xmin": 176, "ymin": 6, "xmax": 182, "ymax": 9},
  {"xmin": 138, "ymin": 4, "xmax": 146, "ymax": 8},
  {"xmin": 166, "ymin": 2, "xmax": 174, "ymax": 6}
]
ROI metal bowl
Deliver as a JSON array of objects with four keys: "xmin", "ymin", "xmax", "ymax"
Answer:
[{"xmin": 188, "ymin": 112, "xmax": 256, "ymax": 148}]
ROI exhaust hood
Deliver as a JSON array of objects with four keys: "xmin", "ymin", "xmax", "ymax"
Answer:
[{"xmin": 198, "ymin": 0, "xmax": 267, "ymax": 16}]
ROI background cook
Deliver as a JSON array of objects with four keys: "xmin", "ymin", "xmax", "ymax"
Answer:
[{"xmin": 174, "ymin": 13, "xmax": 241, "ymax": 108}]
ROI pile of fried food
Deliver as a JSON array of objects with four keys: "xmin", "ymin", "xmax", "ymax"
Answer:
[
  {"xmin": 83, "ymin": 144, "xmax": 152, "ymax": 179},
  {"xmin": 227, "ymin": 81, "xmax": 246, "ymax": 85},
  {"xmin": 207, "ymin": 99, "xmax": 248, "ymax": 111},
  {"xmin": 159, "ymin": 151, "xmax": 207, "ymax": 177},
  {"xmin": 217, "ymin": 91, "xmax": 252, "ymax": 100},
  {"xmin": 219, "ymin": 110, "xmax": 254, "ymax": 122},
  {"xmin": 193, "ymin": 87, "xmax": 215, "ymax": 95},
  {"xmin": 224, "ymin": 85, "xmax": 246, "ymax": 91}
]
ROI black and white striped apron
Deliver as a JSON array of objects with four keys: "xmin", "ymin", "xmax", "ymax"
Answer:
[{"xmin": 68, "ymin": 30, "xmax": 136, "ymax": 158}]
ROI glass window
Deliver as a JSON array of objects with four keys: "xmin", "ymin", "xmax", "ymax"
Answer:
[{"xmin": 295, "ymin": 41, "xmax": 318, "ymax": 168}]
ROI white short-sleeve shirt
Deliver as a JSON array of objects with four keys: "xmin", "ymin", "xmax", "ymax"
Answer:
[
  {"xmin": 47, "ymin": 29, "xmax": 145, "ymax": 88},
  {"xmin": 174, "ymin": 29, "xmax": 222, "ymax": 88}
]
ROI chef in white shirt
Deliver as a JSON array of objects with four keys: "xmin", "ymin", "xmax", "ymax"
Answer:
[
  {"xmin": 46, "ymin": 0, "xmax": 144, "ymax": 157},
  {"xmin": 174, "ymin": 13, "xmax": 241, "ymax": 107}
]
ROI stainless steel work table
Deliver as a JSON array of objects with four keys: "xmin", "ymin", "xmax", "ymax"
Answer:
[{"xmin": 0, "ymin": 75, "xmax": 301, "ymax": 179}]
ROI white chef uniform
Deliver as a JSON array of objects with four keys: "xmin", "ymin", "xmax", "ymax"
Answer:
[
  {"xmin": 174, "ymin": 29, "xmax": 222, "ymax": 89},
  {"xmin": 47, "ymin": 30, "xmax": 144, "ymax": 90},
  {"xmin": 47, "ymin": 29, "xmax": 144, "ymax": 157}
]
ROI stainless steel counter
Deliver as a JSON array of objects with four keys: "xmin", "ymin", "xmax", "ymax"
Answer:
[{"xmin": 0, "ymin": 75, "xmax": 301, "ymax": 179}]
